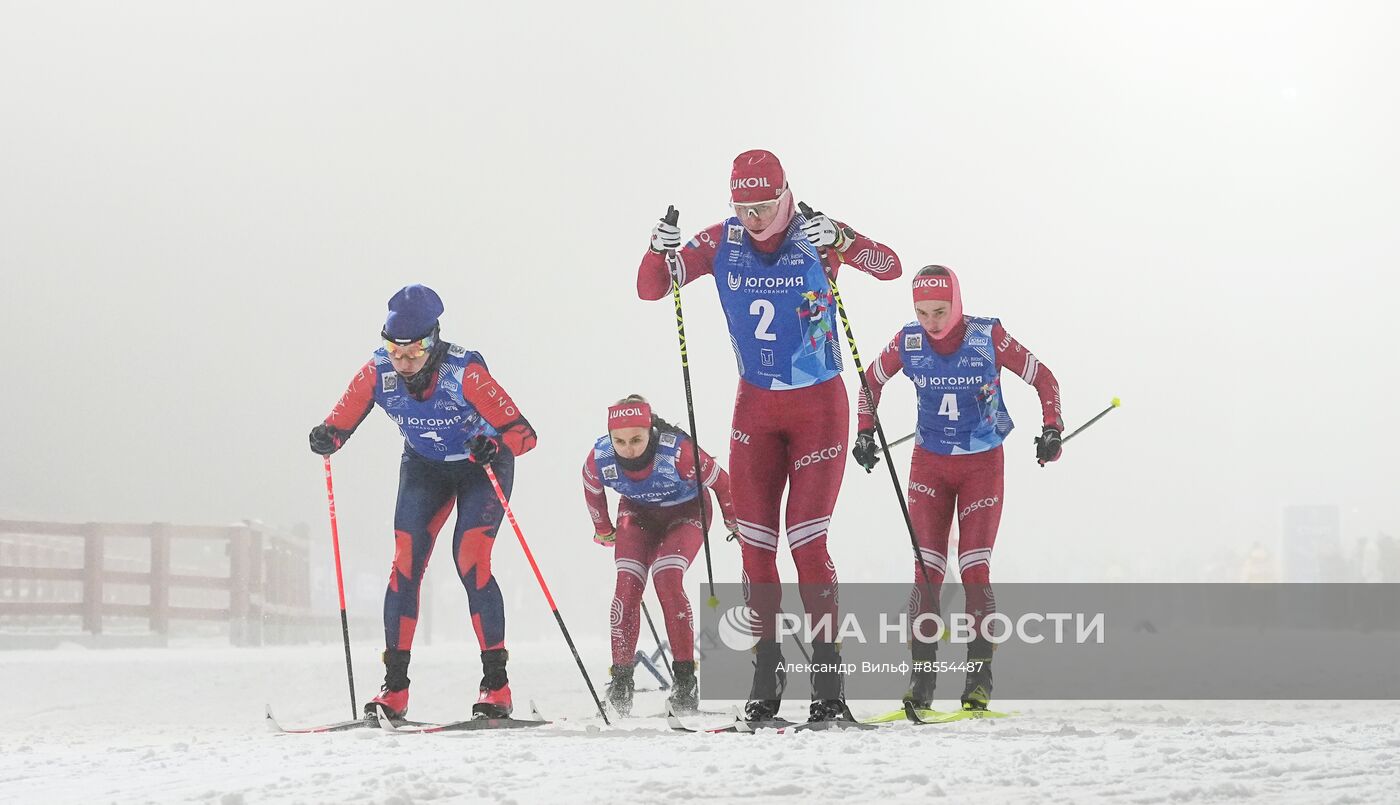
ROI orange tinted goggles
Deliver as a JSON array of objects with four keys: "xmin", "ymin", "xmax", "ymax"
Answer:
[{"xmin": 383, "ymin": 335, "xmax": 435, "ymax": 361}]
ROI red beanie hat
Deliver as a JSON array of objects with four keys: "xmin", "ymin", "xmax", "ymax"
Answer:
[
  {"xmin": 730, "ymin": 149, "xmax": 786, "ymax": 203},
  {"xmin": 607, "ymin": 400, "xmax": 652, "ymax": 431}
]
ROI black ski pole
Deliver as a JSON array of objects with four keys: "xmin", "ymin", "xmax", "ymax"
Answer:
[
  {"xmin": 1037, "ymin": 397, "xmax": 1121, "ymax": 467},
  {"xmin": 640, "ymin": 599, "xmax": 671, "ymax": 681},
  {"xmin": 1063, "ymin": 397, "xmax": 1120, "ymax": 444},
  {"xmin": 320, "ymin": 456, "xmax": 358, "ymax": 720},
  {"xmin": 799, "ymin": 201, "xmax": 938, "ymax": 606},
  {"xmin": 482, "ymin": 464, "xmax": 611, "ymax": 725},
  {"xmin": 661, "ymin": 204, "xmax": 719, "ymax": 608},
  {"xmin": 882, "ymin": 431, "xmax": 916, "ymax": 453}
]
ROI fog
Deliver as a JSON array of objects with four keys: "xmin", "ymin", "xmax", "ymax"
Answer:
[{"xmin": 2, "ymin": 2, "xmax": 1396, "ymax": 641}]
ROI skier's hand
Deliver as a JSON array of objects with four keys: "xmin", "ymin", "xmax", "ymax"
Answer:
[
  {"xmin": 593, "ymin": 530, "xmax": 616, "ymax": 547},
  {"xmin": 308, "ymin": 423, "xmax": 345, "ymax": 456},
  {"xmin": 468, "ymin": 434, "xmax": 500, "ymax": 464},
  {"xmin": 851, "ymin": 429, "xmax": 880, "ymax": 473},
  {"xmin": 800, "ymin": 213, "xmax": 846, "ymax": 251},
  {"xmin": 650, "ymin": 218, "xmax": 682, "ymax": 253},
  {"xmin": 1034, "ymin": 426, "xmax": 1063, "ymax": 466}
]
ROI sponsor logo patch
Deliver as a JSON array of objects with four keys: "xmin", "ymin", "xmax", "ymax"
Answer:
[
  {"xmin": 904, "ymin": 333, "xmax": 924, "ymax": 351},
  {"xmin": 658, "ymin": 432, "xmax": 678, "ymax": 448},
  {"xmin": 448, "ymin": 343, "xmax": 467, "ymax": 357},
  {"xmin": 381, "ymin": 373, "xmax": 398, "ymax": 393},
  {"xmin": 727, "ymin": 224, "xmax": 745, "ymax": 245},
  {"xmin": 602, "ymin": 464, "xmax": 619, "ymax": 480}
]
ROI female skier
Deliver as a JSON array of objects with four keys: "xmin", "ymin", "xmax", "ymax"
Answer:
[
  {"xmin": 309, "ymin": 284, "xmax": 537, "ymax": 720},
  {"xmin": 854, "ymin": 265, "xmax": 1063, "ymax": 711},
  {"xmin": 582, "ymin": 395, "xmax": 737, "ymax": 716}
]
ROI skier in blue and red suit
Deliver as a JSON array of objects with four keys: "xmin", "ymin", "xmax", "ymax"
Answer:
[
  {"xmin": 308, "ymin": 284, "xmax": 537, "ymax": 720},
  {"xmin": 581, "ymin": 395, "xmax": 739, "ymax": 717},
  {"xmin": 855, "ymin": 265, "xmax": 1064, "ymax": 712},
  {"xmin": 638, "ymin": 149, "xmax": 902, "ymax": 722}
]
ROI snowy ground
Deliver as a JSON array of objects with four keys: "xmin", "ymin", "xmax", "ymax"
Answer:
[{"xmin": 3, "ymin": 642, "xmax": 1397, "ymax": 804}]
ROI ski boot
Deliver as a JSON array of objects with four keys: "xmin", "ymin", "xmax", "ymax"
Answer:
[
  {"xmin": 960, "ymin": 637, "xmax": 994, "ymax": 711},
  {"xmin": 364, "ymin": 648, "xmax": 411, "ymax": 719},
  {"xmin": 743, "ymin": 640, "xmax": 786, "ymax": 722},
  {"xmin": 473, "ymin": 648, "xmax": 513, "ymax": 719},
  {"xmin": 902, "ymin": 640, "xmax": 938, "ymax": 710},
  {"xmin": 666, "ymin": 660, "xmax": 699, "ymax": 714},
  {"xmin": 808, "ymin": 641, "xmax": 851, "ymax": 723},
  {"xmin": 607, "ymin": 663, "xmax": 636, "ymax": 717}
]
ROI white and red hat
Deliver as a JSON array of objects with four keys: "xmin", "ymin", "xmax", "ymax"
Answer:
[
  {"xmin": 730, "ymin": 149, "xmax": 786, "ymax": 204},
  {"xmin": 607, "ymin": 401, "xmax": 652, "ymax": 431}
]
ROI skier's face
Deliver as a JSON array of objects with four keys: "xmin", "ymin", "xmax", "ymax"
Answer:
[
  {"xmin": 915, "ymin": 300, "xmax": 953, "ymax": 335},
  {"xmin": 732, "ymin": 190, "xmax": 785, "ymax": 233},
  {"xmin": 610, "ymin": 426, "xmax": 650, "ymax": 459}
]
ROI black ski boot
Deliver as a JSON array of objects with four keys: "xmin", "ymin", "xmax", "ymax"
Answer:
[
  {"xmin": 473, "ymin": 649, "xmax": 513, "ymax": 719},
  {"xmin": 960, "ymin": 636, "xmax": 994, "ymax": 711},
  {"xmin": 808, "ymin": 641, "xmax": 851, "ymax": 723},
  {"xmin": 364, "ymin": 648, "xmax": 411, "ymax": 719},
  {"xmin": 902, "ymin": 640, "xmax": 938, "ymax": 710},
  {"xmin": 666, "ymin": 660, "xmax": 699, "ymax": 714},
  {"xmin": 607, "ymin": 663, "xmax": 636, "ymax": 717},
  {"xmin": 743, "ymin": 640, "xmax": 786, "ymax": 722}
]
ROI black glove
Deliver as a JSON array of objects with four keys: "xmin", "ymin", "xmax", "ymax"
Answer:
[
  {"xmin": 308, "ymin": 423, "xmax": 344, "ymax": 456},
  {"xmin": 468, "ymin": 434, "xmax": 500, "ymax": 465},
  {"xmin": 1034, "ymin": 426, "xmax": 1063, "ymax": 466},
  {"xmin": 851, "ymin": 429, "xmax": 880, "ymax": 473}
]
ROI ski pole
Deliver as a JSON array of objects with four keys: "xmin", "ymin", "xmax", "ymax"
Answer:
[
  {"xmin": 640, "ymin": 599, "xmax": 671, "ymax": 681},
  {"xmin": 881, "ymin": 431, "xmax": 916, "ymax": 453},
  {"xmin": 1038, "ymin": 396, "xmax": 1121, "ymax": 467},
  {"xmin": 799, "ymin": 201, "xmax": 937, "ymax": 605},
  {"xmin": 321, "ymin": 456, "xmax": 358, "ymax": 721},
  {"xmin": 1064, "ymin": 397, "xmax": 1121, "ymax": 444},
  {"xmin": 482, "ymin": 464, "xmax": 611, "ymax": 725},
  {"xmin": 661, "ymin": 204, "xmax": 719, "ymax": 609}
]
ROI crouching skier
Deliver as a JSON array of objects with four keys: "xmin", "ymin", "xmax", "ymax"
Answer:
[
  {"xmin": 309, "ymin": 284, "xmax": 537, "ymax": 720},
  {"xmin": 583, "ymin": 395, "xmax": 738, "ymax": 716}
]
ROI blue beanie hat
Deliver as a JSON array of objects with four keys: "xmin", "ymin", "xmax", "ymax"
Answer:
[{"xmin": 382, "ymin": 284, "xmax": 444, "ymax": 342}]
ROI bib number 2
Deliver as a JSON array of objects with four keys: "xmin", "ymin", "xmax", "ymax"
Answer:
[{"xmin": 750, "ymin": 299, "xmax": 777, "ymax": 341}]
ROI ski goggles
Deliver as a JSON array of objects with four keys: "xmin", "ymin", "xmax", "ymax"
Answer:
[
  {"xmin": 729, "ymin": 187, "xmax": 787, "ymax": 218},
  {"xmin": 382, "ymin": 333, "xmax": 435, "ymax": 361}
]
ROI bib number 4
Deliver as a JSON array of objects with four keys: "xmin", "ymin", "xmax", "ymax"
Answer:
[{"xmin": 937, "ymin": 393, "xmax": 960, "ymax": 421}]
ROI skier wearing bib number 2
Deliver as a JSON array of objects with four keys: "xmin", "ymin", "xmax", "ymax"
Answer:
[
  {"xmin": 854, "ymin": 266, "xmax": 1063, "ymax": 712},
  {"xmin": 637, "ymin": 150, "xmax": 902, "ymax": 723}
]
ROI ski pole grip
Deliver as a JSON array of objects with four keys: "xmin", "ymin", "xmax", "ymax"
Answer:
[{"xmin": 663, "ymin": 205, "xmax": 679, "ymax": 226}]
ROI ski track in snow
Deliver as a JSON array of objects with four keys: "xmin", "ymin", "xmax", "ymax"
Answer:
[{"xmin": 2, "ymin": 643, "xmax": 1397, "ymax": 804}]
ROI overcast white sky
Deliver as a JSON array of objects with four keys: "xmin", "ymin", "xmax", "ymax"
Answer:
[{"xmin": 2, "ymin": 2, "xmax": 1397, "ymax": 636}]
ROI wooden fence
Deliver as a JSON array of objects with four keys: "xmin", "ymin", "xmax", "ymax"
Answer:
[{"xmin": 0, "ymin": 519, "xmax": 315, "ymax": 646}]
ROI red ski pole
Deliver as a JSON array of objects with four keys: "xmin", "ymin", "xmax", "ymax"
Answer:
[
  {"xmin": 482, "ymin": 464, "xmax": 611, "ymax": 725},
  {"xmin": 322, "ymin": 456, "xmax": 359, "ymax": 721}
]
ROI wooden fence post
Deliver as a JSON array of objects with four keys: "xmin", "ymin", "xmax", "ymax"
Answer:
[
  {"xmin": 229, "ymin": 526, "xmax": 249, "ymax": 646},
  {"xmin": 247, "ymin": 527, "xmax": 264, "ymax": 647},
  {"xmin": 150, "ymin": 522, "xmax": 171, "ymax": 637},
  {"xmin": 83, "ymin": 523, "xmax": 103, "ymax": 635}
]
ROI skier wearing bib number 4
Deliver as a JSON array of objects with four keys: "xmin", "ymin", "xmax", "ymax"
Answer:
[
  {"xmin": 308, "ymin": 284, "xmax": 538, "ymax": 722},
  {"xmin": 638, "ymin": 150, "xmax": 902, "ymax": 723},
  {"xmin": 854, "ymin": 266, "xmax": 1063, "ymax": 712}
]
